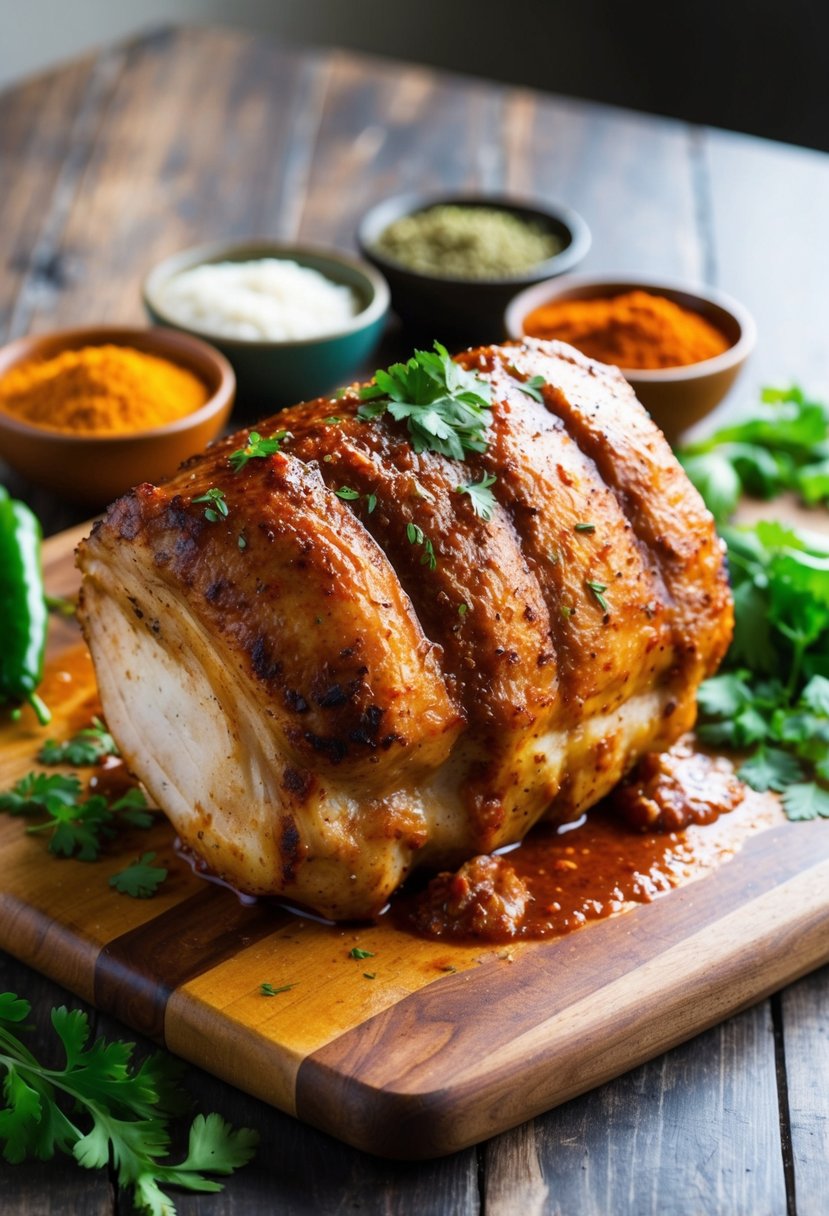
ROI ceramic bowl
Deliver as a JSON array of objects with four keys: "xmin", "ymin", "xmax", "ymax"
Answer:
[
  {"xmin": 504, "ymin": 274, "xmax": 757, "ymax": 444},
  {"xmin": 357, "ymin": 192, "xmax": 591, "ymax": 344},
  {"xmin": 0, "ymin": 326, "xmax": 234, "ymax": 504},
  {"xmin": 143, "ymin": 240, "xmax": 390, "ymax": 413}
]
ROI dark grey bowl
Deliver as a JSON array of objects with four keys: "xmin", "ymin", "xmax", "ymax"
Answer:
[{"xmin": 357, "ymin": 192, "xmax": 591, "ymax": 344}]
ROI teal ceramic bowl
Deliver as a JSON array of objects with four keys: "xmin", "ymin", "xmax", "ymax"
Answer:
[{"xmin": 143, "ymin": 241, "xmax": 390, "ymax": 415}]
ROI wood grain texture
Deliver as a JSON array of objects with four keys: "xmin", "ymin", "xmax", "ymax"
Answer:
[
  {"xmin": 782, "ymin": 964, "xmax": 829, "ymax": 1216},
  {"xmin": 483, "ymin": 1001, "xmax": 788, "ymax": 1216}
]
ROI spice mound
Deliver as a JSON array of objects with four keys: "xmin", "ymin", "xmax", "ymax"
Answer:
[
  {"xmin": 375, "ymin": 204, "xmax": 563, "ymax": 279},
  {"xmin": 521, "ymin": 289, "xmax": 730, "ymax": 369},
  {"xmin": 158, "ymin": 259, "xmax": 359, "ymax": 341},
  {"xmin": 0, "ymin": 344, "xmax": 208, "ymax": 435}
]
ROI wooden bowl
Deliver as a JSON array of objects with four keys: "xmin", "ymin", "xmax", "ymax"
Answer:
[
  {"xmin": 0, "ymin": 326, "xmax": 235, "ymax": 504},
  {"xmin": 504, "ymin": 275, "xmax": 756, "ymax": 444}
]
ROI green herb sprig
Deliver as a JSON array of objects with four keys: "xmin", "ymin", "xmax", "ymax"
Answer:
[
  {"xmin": 0, "ymin": 992, "xmax": 258, "ymax": 1213},
  {"xmin": 38, "ymin": 718, "xmax": 118, "ymax": 767},
  {"xmin": 406, "ymin": 522, "xmax": 437, "ymax": 570},
  {"xmin": 456, "ymin": 473, "xmax": 497, "ymax": 521},
  {"xmin": 0, "ymin": 773, "xmax": 152, "ymax": 861},
  {"xmin": 357, "ymin": 342, "xmax": 492, "ymax": 460},
  {"xmin": 228, "ymin": 430, "xmax": 290, "ymax": 472},
  {"xmin": 679, "ymin": 385, "xmax": 829, "ymax": 523},
  {"xmin": 109, "ymin": 852, "xmax": 168, "ymax": 898},
  {"xmin": 192, "ymin": 488, "xmax": 228, "ymax": 522}
]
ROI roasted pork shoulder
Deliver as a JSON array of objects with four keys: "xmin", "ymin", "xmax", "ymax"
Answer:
[{"xmin": 77, "ymin": 340, "xmax": 732, "ymax": 919}]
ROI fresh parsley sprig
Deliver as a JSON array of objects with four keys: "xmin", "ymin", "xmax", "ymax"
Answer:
[
  {"xmin": 679, "ymin": 385, "xmax": 829, "ymax": 523},
  {"xmin": 0, "ymin": 992, "xmax": 258, "ymax": 1213},
  {"xmin": 228, "ymin": 430, "xmax": 290, "ymax": 472},
  {"xmin": 357, "ymin": 342, "xmax": 492, "ymax": 460},
  {"xmin": 0, "ymin": 773, "xmax": 152, "ymax": 860},
  {"xmin": 38, "ymin": 717, "xmax": 118, "ymax": 767},
  {"xmin": 456, "ymin": 473, "xmax": 497, "ymax": 521},
  {"xmin": 695, "ymin": 520, "xmax": 829, "ymax": 819},
  {"xmin": 110, "ymin": 852, "xmax": 168, "ymax": 898}
]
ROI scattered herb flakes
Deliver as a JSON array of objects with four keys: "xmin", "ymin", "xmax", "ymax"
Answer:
[
  {"xmin": 237, "ymin": 534, "xmax": 247, "ymax": 550},
  {"xmin": 365, "ymin": 492, "xmax": 378, "ymax": 515},
  {"xmin": 678, "ymin": 384, "xmax": 829, "ymax": 523},
  {"xmin": 456, "ymin": 473, "xmax": 497, "ymax": 522},
  {"xmin": 44, "ymin": 594, "xmax": 77, "ymax": 617},
  {"xmin": 356, "ymin": 341, "xmax": 492, "ymax": 460},
  {"xmin": 334, "ymin": 486, "xmax": 360, "ymax": 501},
  {"xmin": 560, "ymin": 605, "xmax": 573, "ymax": 619},
  {"xmin": 693, "ymin": 521, "xmax": 829, "ymax": 820},
  {"xmin": 458, "ymin": 602, "xmax": 469, "ymax": 617},
  {"xmin": 228, "ymin": 430, "xmax": 290, "ymax": 472},
  {"xmin": 38, "ymin": 718, "xmax": 119, "ymax": 767},
  {"xmin": 348, "ymin": 947, "xmax": 375, "ymax": 960},
  {"xmin": 574, "ymin": 522, "xmax": 596, "ymax": 533},
  {"xmin": 324, "ymin": 415, "xmax": 343, "ymax": 424},
  {"xmin": 109, "ymin": 852, "xmax": 168, "ymax": 898},
  {"xmin": 259, "ymin": 983, "xmax": 295, "ymax": 997},
  {"xmin": 363, "ymin": 972, "xmax": 376, "ymax": 980},
  {"xmin": 0, "ymin": 992, "xmax": 258, "ymax": 1211},
  {"xmin": 405, "ymin": 522, "xmax": 437, "ymax": 570},
  {"xmin": 586, "ymin": 580, "xmax": 610, "ymax": 613},
  {"xmin": 192, "ymin": 487, "xmax": 229, "ymax": 522}
]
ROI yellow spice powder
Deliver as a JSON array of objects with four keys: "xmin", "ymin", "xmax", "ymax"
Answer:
[{"xmin": 0, "ymin": 344, "xmax": 208, "ymax": 435}]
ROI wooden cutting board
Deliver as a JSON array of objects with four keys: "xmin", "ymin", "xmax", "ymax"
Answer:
[{"xmin": 1, "ymin": 521, "xmax": 828, "ymax": 1160}]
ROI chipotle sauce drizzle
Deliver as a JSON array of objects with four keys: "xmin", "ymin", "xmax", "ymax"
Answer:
[{"xmin": 400, "ymin": 742, "xmax": 777, "ymax": 943}]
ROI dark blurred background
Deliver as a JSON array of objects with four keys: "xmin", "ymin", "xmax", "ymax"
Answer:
[{"xmin": 2, "ymin": 0, "xmax": 828, "ymax": 150}]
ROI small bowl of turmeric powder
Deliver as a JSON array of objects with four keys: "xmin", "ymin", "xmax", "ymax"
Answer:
[
  {"xmin": 0, "ymin": 326, "xmax": 234, "ymax": 502},
  {"xmin": 504, "ymin": 275, "xmax": 756, "ymax": 443}
]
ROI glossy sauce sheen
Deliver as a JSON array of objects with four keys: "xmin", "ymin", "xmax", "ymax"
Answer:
[{"xmin": 403, "ymin": 745, "xmax": 778, "ymax": 942}]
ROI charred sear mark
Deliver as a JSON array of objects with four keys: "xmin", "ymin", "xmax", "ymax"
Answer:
[
  {"xmin": 282, "ymin": 766, "xmax": 313, "ymax": 798},
  {"xmin": 303, "ymin": 732, "xmax": 349, "ymax": 763},
  {"xmin": 204, "ymin": 579, "xmax": 226, "ymax": 603},
  {"xmin": 128, "ymin": 596, "xmax": 144, "ymax": 620},
  {"xmin": 249, "ymin": 636, "xmax": 283, "ymax": 683},
  {"xmin": 349, "ymin": 704, "xmax": 384, "ymax": 747},
  {"xmin": 283, "ymin": 688, "xmax": 309, "ymax": 714},
  {"xmin": 279, "ymin": 814, "xmax": 303, "ymax": 883},
  {"xmin": 315, "ymin": 682, "xmax": 349, "ymax": 708}
]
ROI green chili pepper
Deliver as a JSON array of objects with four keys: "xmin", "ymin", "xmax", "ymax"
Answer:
[{"xmin": 0, "ymin": 487, "xmax": 50, "ymax": 725}]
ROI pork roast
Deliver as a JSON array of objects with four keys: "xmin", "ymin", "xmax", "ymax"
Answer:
[{"xmin": 76, "ymin": 339, "xmax": 732, "ymax": 919}]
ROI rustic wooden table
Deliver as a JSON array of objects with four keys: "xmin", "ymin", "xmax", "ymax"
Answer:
[{"xmin": 1, "ymin": 25, "xmax": 827, "ymax": 1215}]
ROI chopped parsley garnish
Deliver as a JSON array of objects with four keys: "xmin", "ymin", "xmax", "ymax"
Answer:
[
  {"xmin": 348, "ymin": 947, "xmax": 375, "ymax": 960},
  {"xmin": 678, "ymin": 384, "xmax": 829, "ymax": 522},
  {"xmin": 406, "ymin": 522, "xmax": 437, "ymax": 570},
  {"xmin": 109, "ymin": 852, "xmax": 168, "ymax": 898},
  {"xmin": 0, "ymin": 773, "xmax": 152, "ymax": 861},
  {"xmin": 586, "ymin": 580, "xmax": 610, "ymax": 614},
  {"xmin": 575, "ymin": 522, "xmax": 596, "ymax": 533},
  {"xmin": 260, "ymin": 983, "xmax": 295, "ymax": 997},
  {"xmin": 693, "ymin": 519, "xmax": 829, "ymax": 819},
  {"xmin": 510, "ymin": 370, "xmax": 546, "ymax": 404},
  {"xmin": 0, "ymin": 992, "xmax": 258, "ymax": 1210},
  {"xmin": 38, "ymin": 717, "xmax": 118, "ymax": 767},
  {"xmin": 456, "ymin": 473, "xmax": 497, "ymax": 521},
  {"xmin": 458, "ymin": 602, "xmax": 469, "ymax": 617},
  {"xmin": 228, "ymin": 430, "xmax": 290, "ymax": 472},
  {"xmin": 237, "ymin": 534, "xmax": 247, "ymax": 550},
  {"xmin": 365, "ymin": 493, "xmax": 378, "ymax": 515},
  {"xmin": 192, "ymin": 488, "xmax": 228, "ymax": 522},
  {"xmin": 357, "ymin": 342, "xmax": 492, "ymax": 460},
  {"xmin": 324, "ymin": 415, "xmax": 343, "ymax": 424},
  {"xmin": 334, "ymin": 486, "xmax": 360, "ymax": 501},
  {"xmin": 363, "ymin": 972, "xmax": 376, "ymax": 980}
]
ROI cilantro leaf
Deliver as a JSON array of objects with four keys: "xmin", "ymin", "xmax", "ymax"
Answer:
[
  {"xmin": 781, "ymin": 783, "xmax": 829, "ymax": 820},
  {"xmin": 0, "ymin": 995, "xmax": 257, "ymax": 1210},
  {"xmin": 228, "ymin": 430, "xmax": 290, "ymax": 472},
  {"xmin": 509, "ymin": 370, "xmax": 546, "ymax": 404},
  {"xmin": 0, "ymin": 773, "xmax": 152, "ymax": 860},
  {"xmin": 357, "ymin": 342, "xmax": 492, "ymax": 460},
  {"xmin": 456, "ymin": 473, "xmax": 497, "ymax": 521},
  {"xmin": 109, "ymin": 853, "xmax": 168, "ymax": 898},
  {"xmin": 737, "ymin": 746, "xmax": 805, "ymax": 793},
  {"xmin": 348, "ymin": 947, "xmax": 375, "ymax": 959},
  {"xmin": 38, "ymin": 718, "xmax": 119, "ymax": 767}
]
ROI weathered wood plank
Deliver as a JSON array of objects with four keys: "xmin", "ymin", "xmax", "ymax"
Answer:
[
  {"xmin": 703, "ymin": 129, "xmax": 829, "ymax": 397},
  {"xmin": 782, "ymin": 964, "xmax": 829, "ymax": 1216},
  {"xmin": 483, "ymin": 1003, "xmax": 788, "ymax": 1216}
]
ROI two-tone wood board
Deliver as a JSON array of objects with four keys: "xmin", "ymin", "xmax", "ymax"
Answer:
[{"xmin": 0, "ymin": 521, "xmax": 827, "ymax": 1160}]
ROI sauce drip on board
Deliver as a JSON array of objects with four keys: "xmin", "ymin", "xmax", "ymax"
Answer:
[{"xmin": 399, "ymin": 744, "xmax": 780, "ymax": 943}]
